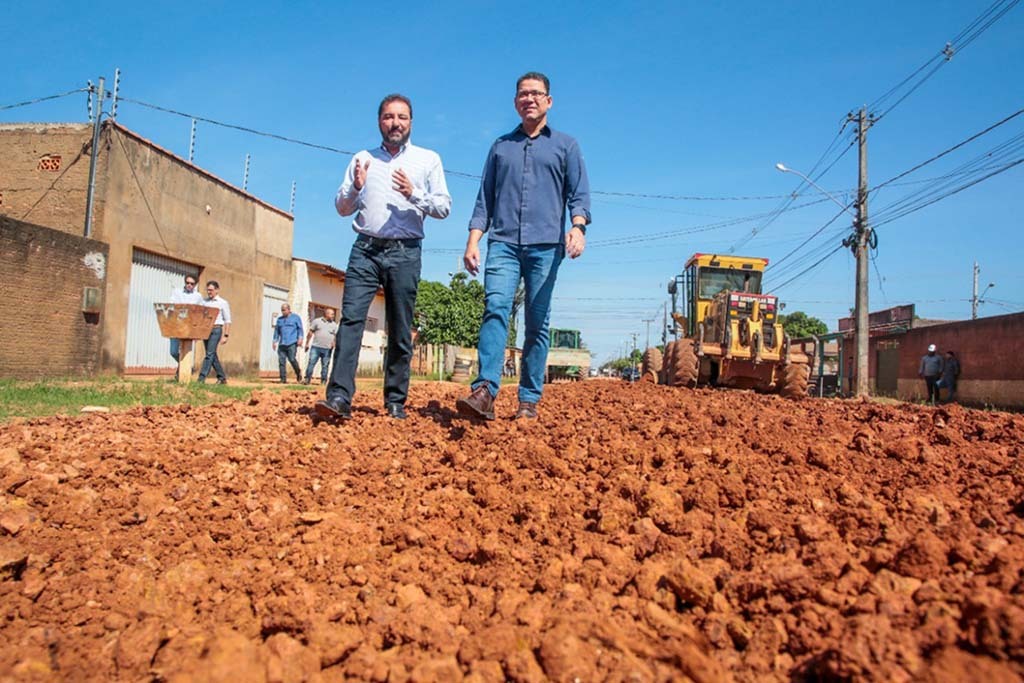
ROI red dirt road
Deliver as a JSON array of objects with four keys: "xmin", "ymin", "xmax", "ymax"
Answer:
[{"xmin": 1, "ymin": 382, "xmax": 1023, "ymax": 682}]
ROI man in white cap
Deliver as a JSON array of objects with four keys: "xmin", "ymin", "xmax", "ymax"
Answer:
[{"xmin": 918, "ymin": 344, "xmax": 944, "ymax": 405}]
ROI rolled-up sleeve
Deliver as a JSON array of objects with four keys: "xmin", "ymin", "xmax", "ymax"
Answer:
[
  {"xmin": 408, "ymin": 155, "xmax": 451, "ymax": 220},
  {"xmin": 335, "ymin": 156, "xmax": 363, "ymax": 217},
  {"xmin": 222, "ymin": 300, "xmax": 232, "ymax": 325},
  {"xmin": 565, "ymin": 140, "xmax": 591, "ymax": 225},
  {"xmin": 468, "ymin": 145, "xmax": 496, "ymax": 232}
]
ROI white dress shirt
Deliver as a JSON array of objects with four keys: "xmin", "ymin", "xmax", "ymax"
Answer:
[
  {"xmin": 335, "ymin": 142, "xmax": 451, "ymax": 240},
  {"xmin": 203, "ymin": 295, "xmax": 232, "ymax": 325},
  {"xmin": 171, "ymin": 287, "xmax": 203, "ymax": 304}
]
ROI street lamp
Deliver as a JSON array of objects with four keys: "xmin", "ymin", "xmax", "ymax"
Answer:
[{"xmin": 775, "ymin": 163, "xmax": 856, "ymax": 217}]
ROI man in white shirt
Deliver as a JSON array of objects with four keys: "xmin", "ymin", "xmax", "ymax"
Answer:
[
  {"xmin": 198, "ymin": 280, "xmax": 232, "ymax": 385},
  {"xmin": 315, "ymin": 94, "xmax": 451, "ymax": 421},
  {"xmin": 169, "ymin": 274, "xmax": 203, "ymax": 363}
]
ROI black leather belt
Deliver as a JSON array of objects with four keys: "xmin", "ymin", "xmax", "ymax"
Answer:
[{"xmin": 356, "ymin": 234, "xmax": 422, "ymax": 249}]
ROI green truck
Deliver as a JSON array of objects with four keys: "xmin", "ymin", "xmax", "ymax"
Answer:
[{"xmin": 545, "ymin": 328, "xmax": 591, "ymax": 382}]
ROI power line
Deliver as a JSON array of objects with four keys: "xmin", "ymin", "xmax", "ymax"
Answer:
[
  {"xmin": 872, "ymin": 106, "xmax": 1024, "ymax": 193},
  {"xmin": 871, "ymin": 0, "xmax": 1020, "ymax": 122},
  {"xmin": 0, "ymin": 87, "xmax": 89, "ymax": 112}
]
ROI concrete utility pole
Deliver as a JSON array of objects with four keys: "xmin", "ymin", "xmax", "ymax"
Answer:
[
  {"xmin": 851, "ymin": 107, "xmax": 873, "ymax": 398},
  {"xmin": 630, "ymin": 332, "xmax": 639, "ymax": 380},
  {"xmin": 971, "ymin": 262, "xmax": 994, "ymax": 320},
  {"xmin": 662, "ymin": 302, "xmax": 668, "ymax": 346},
  {"xmin": 972, "ymin": 261, "xmax": 980, "ymax": 319},
  {"xmin": 642, "ymin": 318, "xmax": 654, "ymax": 349},
  {"xmin": 84, "ymin": 76, "xmax": 105, "ymax": 239}
]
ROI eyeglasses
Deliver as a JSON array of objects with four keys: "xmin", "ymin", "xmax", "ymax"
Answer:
[{"xmin": 516, "ymin": 90, "xmax": 549, "ymax": 101}]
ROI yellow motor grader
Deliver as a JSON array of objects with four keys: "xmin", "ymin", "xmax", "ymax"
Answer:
[{"xmin": 651, "ymin": 253, "xmax": 813, "ymax": 397}]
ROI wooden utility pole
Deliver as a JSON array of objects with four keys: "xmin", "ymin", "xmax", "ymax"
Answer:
[{"xmin": 852, "ymin": 107, "xmax": 872, "ymax": 397}]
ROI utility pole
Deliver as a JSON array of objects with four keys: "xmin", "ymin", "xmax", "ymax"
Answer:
[
  {"xmin": 972, "ymin": 261, "xmax": 979, "ymax": 319},
  {"xmin": 642, "ymin": 318, "xmax": 654, "ymax": 349},
  {"xmin": 849, "ymin": 106, "xmax": 874, "ymax": 398},
  {"xmin": 84, "ymin": 76, "xmax": 105, "ymax": 238},
  {"xmin": 110, "ymin": 68, "xmax": 121, "ymax": 120},
  {"xmin": 188, "ymin": 119, "xmax": 197, "ymax": 163},
  {"xmin": 662, "ymin": 302, "xmax": 667, "ymax": 346},
  {"xmin": 243, "ymin": 154, "xmax": 251, "ymax": 191},
  {"xmin": 630, "ymin": 332, "xmax": 638, "ymax": 381}
]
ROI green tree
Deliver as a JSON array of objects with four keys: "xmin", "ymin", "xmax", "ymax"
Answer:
[
  {"xmin": 414, "ymin": 273, "xmax": 486, "ymax": 347},
  {"xmin": 780, "ymin": 311, "xmax": 828, "ymax": 339},
  {"xmin": 507, "ymin": 281, "xmax": 525, "ymax": 347}
]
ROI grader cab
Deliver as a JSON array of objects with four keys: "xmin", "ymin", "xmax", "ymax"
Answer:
[{"xmin": 653, "ymin": 253, "xmax": 812, "ymax": 397}]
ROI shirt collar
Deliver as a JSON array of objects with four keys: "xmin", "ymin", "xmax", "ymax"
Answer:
[
  {"xmin": 515, "ymin": 124, "xmax": 552, "ymax": 138},
  {"xmin": 380, "ymin": 141, "xmax": 409, "ymax": 158}
]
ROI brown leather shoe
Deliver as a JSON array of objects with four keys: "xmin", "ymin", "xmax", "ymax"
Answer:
[
  {"xmin": 456, "ymin": 385, "xmax": 495, "ymax": 420},
  {"xmin": 515, "ymin": 402, "xmax": 538, "ymax": 419}
]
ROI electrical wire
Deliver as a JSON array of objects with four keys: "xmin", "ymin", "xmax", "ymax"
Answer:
[
  {"xmin": 871, "ymin": 0, "xmax": 1020, "ymax": 123},
  {"xmin": 0, "ymin": 87, "xmax": 89, "ymax": 112}
]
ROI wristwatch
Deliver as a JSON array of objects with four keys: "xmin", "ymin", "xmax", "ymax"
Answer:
[{"xmin": 572, "ymin": 223, "xmax": 587, "ymax": 235}]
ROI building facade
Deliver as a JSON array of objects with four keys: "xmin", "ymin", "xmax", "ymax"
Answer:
[{"xmin": 0, "ymin": 121, "xmax": 294, "ymax": 378}]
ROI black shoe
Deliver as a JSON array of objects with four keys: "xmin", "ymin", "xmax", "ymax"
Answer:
[
  {"xmin": 302, "ymin": 378, "xmax": 311, "ymax": 385},
  {"xmin": 386, "ymin": 403, "xmax": 407, "ymax": 420},
  {"xmin": 216, "ymin": 378, "xmax": 227, "ymax": 385},
  {"xmin": 315, "ymin": 397, "xmax": 351, "ymax": 420}
]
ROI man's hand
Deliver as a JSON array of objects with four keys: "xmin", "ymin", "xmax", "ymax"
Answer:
[
  {"xmin": 304, "ymin": 345, "xmax": 309, "ymax": 352},
  {"xmin": 392, "ymin": 168, "xmax": 414, "ymax": 199},
  {"xmin": 463, "ymin": 231, "xmax": 483, "ymax": 276},
  {"xmin": 353, "ymin": 159, "xmax": 371, "ymax": 191},
  {"xmin": 221, "ymin": 335, "xmax": 228, "ymax": 347},
  {"xmin": 566, "ymin": 226, "xmax": 586, "ymax": 259},
  {"xmin": 272, "ymin": 342, "xmax": 277, "ymax": 351}
]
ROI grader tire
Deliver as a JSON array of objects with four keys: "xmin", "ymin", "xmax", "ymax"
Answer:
[
  {"xmin": 778, "ymin": 362, "xmax": 810, "ymax": 399},
  {"xmin": 641, "ymin": 347, "xmax": 663, "ymax": 376},
  {"xmin": 576, "ymin": 366, "xmax": 589, "ymax": 381},
  {"xmin": 670, "ymin": 341, "xmax": 699, "ymax": 388},
  {"xmin": 661, "ymin": 341, "xmax": 677, "ymax": 385},
  {"xmin": 641, "ymin": 369, "xmax": 658, "ymax": 383}
]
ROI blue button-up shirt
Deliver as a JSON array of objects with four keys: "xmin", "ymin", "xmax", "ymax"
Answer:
[
  {"xmin": 273, "ymin": 313, "xmax": 304, "ymax": 346},
  {"xmin": 469, "ymin": 125, "xmax": 591, "ymax": 245}
]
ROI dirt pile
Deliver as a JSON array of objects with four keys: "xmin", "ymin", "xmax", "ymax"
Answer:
[{"xmin": 1, "ymin": 382, "xmax": 1023, "ymax": 682}]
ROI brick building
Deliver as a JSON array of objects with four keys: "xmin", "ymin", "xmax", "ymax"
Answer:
[{"xmin": 0, "ymin": 121, "xmax": 294, "ymax": 378}]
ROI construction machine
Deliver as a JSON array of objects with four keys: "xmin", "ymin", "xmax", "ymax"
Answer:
[
  {"xmin": 545, "ymin": 328, "xmax": 591, "ymax": 382},
  {"xmin": 656, "ymin": 253, "xmax": 813, "ymax": 397}
]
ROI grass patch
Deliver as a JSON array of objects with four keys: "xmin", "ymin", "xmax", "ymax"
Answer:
[{"xmin": 0, "ymin": 377, "xmax": 253, "ymax": 421}]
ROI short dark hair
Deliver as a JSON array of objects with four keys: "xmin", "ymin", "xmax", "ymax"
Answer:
[
  {"xmin": 516, "ymin": 72, "xmax": 550, "ymax": 94},
  {"xmin": 378, "ymin": 94, "xmax": 412, "ymax": 119},
  {"xmin": 206, "ymin": 280, "xmax": 219, "ymax": 289}
]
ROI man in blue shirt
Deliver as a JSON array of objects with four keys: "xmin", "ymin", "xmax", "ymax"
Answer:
[
  {"xmin": 273, "ymin": 303, "xmax": 304, "ymax": 384},
  {"xmin": 457, "ymin": 71, "xmax": 591, "ymax": 420}
]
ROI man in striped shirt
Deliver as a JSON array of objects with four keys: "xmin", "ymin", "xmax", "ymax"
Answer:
[{"xmin": 315, "ymin": 94, "xmax": 451, "ymax": 421}]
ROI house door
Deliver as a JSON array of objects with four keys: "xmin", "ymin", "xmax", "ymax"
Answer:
[
  {"xmin": 125, "ymin": 249, "xmax": 201, "ymax": 372},
  {"xmin": 876, "ymin": 347, "xmax": 900, "ymax": 395},
  {"xmin": 260, "ymin": 285, "xmax": 289, "ymax": 374}
]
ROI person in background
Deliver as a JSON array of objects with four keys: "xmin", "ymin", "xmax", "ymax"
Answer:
[
  {"xmin": 169, "ymin": 274, "xmax": 203, "ymax": 366},
  {"xmin": 937, "ymin": 350, "xmax": 961, "ymax": 403},
  {"xmin": 304, "ymin": 308, "xmax": 338, "ymax": 385},
  {"xmin": 198, "ymin": 280, "xmax": 231, "ymax": 385},
  {"xmin": 918, "ymin": 343, "xmax": 944, "ymax": 405},
  {"xmin": 273, "ymin": 303, "xmax": 304, "ymax": 384}
]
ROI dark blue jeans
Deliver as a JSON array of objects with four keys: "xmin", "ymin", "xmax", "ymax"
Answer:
[
  {"xmin": 198, "ymin": 326, "xmax": 225, "ymax": 382},
  {"xmin": 277, "ymin": 343, "xmax": 301, "ymax": 382},
  {"xmin": 306, "ymin": 346, "xmax": 332, "ymax": 382},
  {"xmin": 328, "ymin": 236, "xmax": 421, "ymax": 407}
]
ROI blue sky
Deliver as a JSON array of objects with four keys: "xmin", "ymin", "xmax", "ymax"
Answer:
[{"xmin": 5, "ymin": 1, "xmax": 1022, "ymax": 363}]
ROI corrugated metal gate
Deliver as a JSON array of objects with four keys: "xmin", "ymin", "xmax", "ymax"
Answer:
[
  {"xmin": 125, "ymin": 249, "xmax": 201, "ymax": 372},
  {"xmin": 261, "ymin": 284, "xmax": 290, "ymax": 374}
]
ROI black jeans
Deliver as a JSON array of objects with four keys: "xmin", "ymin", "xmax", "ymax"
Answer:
[
  {"xmin": 277, "ymin": 343, "xmax": 301, "ymax": 382},
  {"xmin": 924, "ymin": 375, "xmax": 940, "ymax": 403},
  {"xmin": 328, "ymin": 236, "xmax": 421, "ymax": 407},
  {"xmin": 198, "ymin": 326, "xmax": 225, "ymax": 382}
]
